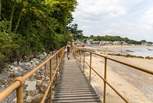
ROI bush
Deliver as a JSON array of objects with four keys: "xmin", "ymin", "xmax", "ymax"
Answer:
[
  {"xmin": 0, "ymin": 32, "xmax": 18, "ymax": 71},
  {"xmin": 0, "ymin": 53, "xmax": 6, "ymax": 72}
]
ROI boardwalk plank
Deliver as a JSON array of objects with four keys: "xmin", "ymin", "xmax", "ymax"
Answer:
[{"xmin": 53, "ymin": 54, "xmax": 101, "ymax": 103}]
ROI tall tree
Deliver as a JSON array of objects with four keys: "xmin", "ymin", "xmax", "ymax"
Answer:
[
  {"xmin": 0, "ymin": 0, "xmax": 1, "ymax": 20},
  {"xmin": 0, "ymin": 0, "xmax": 77, "ymax": 70}
]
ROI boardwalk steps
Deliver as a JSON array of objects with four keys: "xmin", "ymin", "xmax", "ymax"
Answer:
[{"xmin": 53, "ymin": 55, "xmax": 101, "ymax": 103}]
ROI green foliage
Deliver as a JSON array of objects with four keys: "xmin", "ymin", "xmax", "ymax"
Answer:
[
  {"xmin": 0, "ymin": 52, "xmax": 5, "ymax": 72},
  {"xmin": 68, "ymin": 24, "xmax": 83, "ymax": 40},
  {"xmin": 0, "ymin": 0, "xmax": 77, "ymax": 71},
  {"xmin": 72, "ymin": 32, "xmax": 152, "ymax": 45},
  {"xmin": 0, "ymin": 32, "xmax": 18, "ymax": 70},
  {"xmin": 0, "ymin": 20, "xmax": 9, "ymax": 32},
  {"xmin": 88, "ymin": 35, "xmax": 145, "ymax": 44}
]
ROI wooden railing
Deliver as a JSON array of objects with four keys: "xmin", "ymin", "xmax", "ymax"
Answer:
[
  {"xmin": 73, "ymin": 47, "xmax": 153, "ymax": 103},
  {"xmin": 0, "ymin": 47, "xmax": 65, "ymax": 103}
]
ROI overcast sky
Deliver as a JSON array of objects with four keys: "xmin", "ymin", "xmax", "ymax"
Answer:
[{"xmin": 73, "ymin": 0, "xmax": 153, "ymax": 42}]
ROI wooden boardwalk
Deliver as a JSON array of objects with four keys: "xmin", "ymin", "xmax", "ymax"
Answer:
[{"xmin": 53, "ymin": 54, "xmax": 101, "ymax": 103}]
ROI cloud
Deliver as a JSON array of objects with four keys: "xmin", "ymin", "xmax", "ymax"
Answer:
[
  {"xmin": 143, "ymin": 7, "xmax": 153, "ymax": 25},
  {"xmin": 73, "ymin": 0, "xmax": 153, "ymax": 42},
  {"xmin": 74, "ymin": 0, "xmax": 126, "ymax": 18}
]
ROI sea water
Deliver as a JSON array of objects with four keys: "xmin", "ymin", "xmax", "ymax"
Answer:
[{"xmin": 123, "ymin": 47, "xmax": 153, "ymax": 57}]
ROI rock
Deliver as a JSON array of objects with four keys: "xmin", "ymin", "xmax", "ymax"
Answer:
[
  {"xmin": 35, "ymin": 75, "xmax": 43, "ymax": 80},
  {"xmin": 37, "ymin": 81, "xmax": 48, "ymax": 93},
  {"xmin": 36, "ymin": 80, "xmax": 43, "ymax": 86},
  {"xmin": 19, "ymin": 62, "xmax": 33, "ymax": 71},
  {"xmin": 8, "ymin": 66, "xmax": 23, "ymax": 77},
  {"xmin": 38, "ymin": 52, "xmax": 47, "ymax": 60},
  {"xmin": 9, "ymin": 72, "xmax": 16, "ymax": 78},
  {"xmin": 8, "ymin": 65, "xmax": 23, "ymax": 72},
  {"xmin": 30, "ymin": 76, "xmax": 37, "ymax": 81},
  {"xmin": 31, "ymin": 94, "xmax": 44, "ymax": 103},
  {"xmin": 38, "ymin": 54, "xmax": 45, "ymax": 60},
  {"xmin": 8, "ymin": 65, "xmax": 17, "ymax": 72},
  {"xmin": 43, "ymin": 52, "xmax": 47, "ymax": 56},
  {"xmin": 30, "ymin": 61, "xmax": 36, "ymax": 66},
  {"xmin": 45, "ymin": 77, "xmax": 49, "ymax": 81},
  {"xmin": 0, "ymin": 84, "xmax": 5, "ymax": 90},
  {"xmin": 13, "ymin": 61, "xmax": 18, "ymax": 65},
  {"xmin": 15, "ymin": 72, "xmax": 22, "ymax": 76},
  {"xmin": 25, "ymin": 81, "xmax": 37, "ymax": 91},
  {"xmin": 12, "ymin": 98, "xmax": 16, "ymax": 103},
  {"xmin": 26, "ymin": 96, "xmax": 33, "ymax": 103},
  {"xmin": 32, "ymin": 58, "xmax": 40, "ymax": 64}
]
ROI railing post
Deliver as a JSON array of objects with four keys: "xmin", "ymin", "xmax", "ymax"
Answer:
[
  {"xmin": 45, "ymin": 64, "xmax": 47, "ymax": 76},
  {"xmin": 73, "ymin": 46, "xmax": 75, "ymax": 57},
  {"xmin": 56, "ymin": 54, "xmax": 58, "ymax": 67},
  {"xmin": 83, "ymin": 51, "xmax": 85, "ymax": 72},
  {"xmin": 17, "ymin": 85, "xmax": 24, "ymax": 103},
  {"xmin": 80, "ymin": 50, "xmax": 81, "ymax": 63},
  {"xmin": 103, "ymin": 57, "xmax": 107, "ymax": 103},
  {"xmin": 89, "ymin": 52, "xmax": 92, "ymax": 83},
  {"xmin": 16, "ymin": 77, "xmax": 24, "ymax": 103},
  {"xmin": 49, "ymin": 59, "xmax": 52, "ymax": 103}
]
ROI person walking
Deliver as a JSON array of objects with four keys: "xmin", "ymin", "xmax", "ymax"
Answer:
[{"xmin": 66, "ymin": 44, "xmax": 71, "ymax": 60}]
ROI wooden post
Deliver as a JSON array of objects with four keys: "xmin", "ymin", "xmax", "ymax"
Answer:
[
  {"xmin": 17, "ymin": 85, "xmax": 24, "ymax": 103},
  {"xmin": 83, "ymin": 52, "xmax": 85, "ymax": 72},
  {"xmin": 49, "ymin": 60, "xmax": 52, "ymax": 103},
  {"xmin": 80, "ymin": 50, "xmax": 82, "ymax": 64},
  {"xmin": 45, "ymin": 64, "xmax": 47, "ymax": 76},
  {"xmin": 89, "ymin": 52, "xmax": 92, "ymax": 83},
  {"xmin": 56, "ymin": 54, "xmax": 58, "ymax": 67},
  {"xmin": 103, "ymin": 57, "xmax": 107, "ymax": 103}
]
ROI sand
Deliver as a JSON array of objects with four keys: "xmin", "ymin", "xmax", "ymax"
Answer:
[
  {"xmin": 85, "ymin": 45, "xmax": 153, "ymax": 56},
  {"xmin": 82, "ymin": 54, "xmax": 153, "ymax": 103}
]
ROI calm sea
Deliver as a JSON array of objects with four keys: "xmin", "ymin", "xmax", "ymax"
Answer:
[{"xmin": 122, "ymin": 47, "xmax": 153, "ymax": 57}]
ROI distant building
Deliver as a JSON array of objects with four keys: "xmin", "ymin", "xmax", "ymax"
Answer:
[
  {"xmin": 100, "ymin": 41, "xmax": 113, "ymax": 45},
  {"xmin": 113, "ymin": 41, "xmax": 128, "ymax": 45},
  {"xmin": 88, "ymin": 40, "xmax": 128, "ymax": 46},
  {"xmin": 141, "ymin": 42, "xmax": 153, "ymax": 46},
  {"xmin": 91, "ymin": 41, "xmax": 100, "ymax": 44},
  {"xmin": 113, "ymin": 41, "xmax": 122, "ymax": 45},
  {"xmin": 122, "ymin": 41, "xmax": 128, "ymax": 45},
  {"xmin": 86, "ymin": 39, "xmax": 93, "ymax": 45}
]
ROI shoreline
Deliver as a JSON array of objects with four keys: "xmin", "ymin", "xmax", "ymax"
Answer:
[
  {"xmin": 106, "ymin": 53, "xmax": 153, "ymax": 59},
  {"xmin": 85, "ymin": 45, "xmax": 153, "ymax": 58},
  {"xmin": 97, "ymin": 45, "xmax": 153, "ymax": 48}
]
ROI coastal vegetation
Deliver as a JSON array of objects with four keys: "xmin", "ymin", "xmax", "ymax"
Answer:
[
  {"xmin": 78, "ymin": 35, "xmax": 153, "ymax": 45},
  {"xmin": 0, "ymin": 0, "xmax": 77, "ymax": 71}
]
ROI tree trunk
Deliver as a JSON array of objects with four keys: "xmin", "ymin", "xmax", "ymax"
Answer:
[
  {"xmin": 9, "ymin": 4, "xmax": 16, "ymax": 32},
  {"xmin": 14, "ymin": 8, "xmax": 23, "ymax": 32},
  {"xmin": 0, "ymin": 0, "xmax": 1, "ymax": 20}
]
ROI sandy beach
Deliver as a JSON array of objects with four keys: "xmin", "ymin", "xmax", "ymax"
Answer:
[
  {"xmin": 85, "ymin": 45, "xmax": 153, "ymax": 57},
  {"xmin": 81, "ymin": 50, "xmax": 153, "ymax": 103}
]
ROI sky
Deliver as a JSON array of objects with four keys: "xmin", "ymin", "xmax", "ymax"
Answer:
[{"xmin": 72, "ymin": 0, "xmax": 153, "ymax": 42}]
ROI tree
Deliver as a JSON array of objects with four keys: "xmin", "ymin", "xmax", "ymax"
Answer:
[
  {"xmin": 68, "ymin": 24, "xmax": 83, "ymax": 40},
  {"xmin": 0, "ymin": 0, "xmax": 1, "ymax": 20},
  {"xmin": 0, "ymin": 0, "xmax": 77, "ymax": 70}
]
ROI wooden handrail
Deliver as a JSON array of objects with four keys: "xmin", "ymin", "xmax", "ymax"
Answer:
[
  {"xmin": 0, "ymin": 81, "xmax": 20, "ymax": 101},
  {"xmin": 85, "ymin": 61, "xmax": 128, "ymax": 103},
  {"xmin": 78, "ymin": 47, "xmax": 153, "ymax": 75},
  {"xmin": 0, "ymin": 47, "xmax": 65, "ymax": 103},
  {"xmin": 74, "ymin": 46, "xmax": 153, "ymax": 103},
  {"xmin": 41, "ymin": 50, "xmax": 64, "ymax": 103}
]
